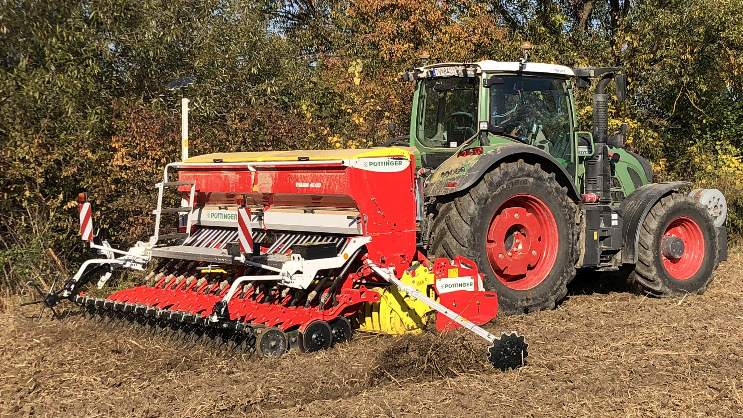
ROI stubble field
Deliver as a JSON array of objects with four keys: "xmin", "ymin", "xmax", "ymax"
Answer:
[{"xmin": 1, "ymin": 251, "xmax": 743, "ymax": 417}]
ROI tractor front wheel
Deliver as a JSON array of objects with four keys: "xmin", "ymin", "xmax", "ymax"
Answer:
[
  {"xmin": 429, "ymin": 160, "xmax": 578, "ymax": 314},
  {"xmin": 629, "ymin": 193, "xmax": 718, "ymax": 296}
]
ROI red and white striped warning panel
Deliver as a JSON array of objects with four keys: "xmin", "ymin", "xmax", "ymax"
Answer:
[
  {"xmin": 237, "ymin": 207, "xmax": 253, "ymax": 253},
  {"xmin": 79, "ymin": 202, "xmax": 93, "ymax": 242}
]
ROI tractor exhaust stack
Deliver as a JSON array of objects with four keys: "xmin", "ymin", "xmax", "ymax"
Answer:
[
  {"xmin": 574, "ymin": 67, "xmax": 624, "ymax": 204},
  {"xmin": 591, "ymin": 74, "xmax": 612, "ymax": 204}
]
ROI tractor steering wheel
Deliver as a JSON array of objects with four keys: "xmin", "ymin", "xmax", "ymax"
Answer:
[
  {"xmin": 451, "ymin": 112, "xmax": 475, "ymax": 130},
  {"xmin": 383, "ymin": 135, "xmax": 410, "ymax": 147}
]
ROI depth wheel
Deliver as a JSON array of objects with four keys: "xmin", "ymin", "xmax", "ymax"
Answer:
[
  {"xmin": 299, "ymin": 320, "xmax": 333, "ymax": 353},
  {"xmin": 329, "ymin": 317, "xmax": 353, "ymax": 345},
  {"xmin": 629, "ymin": 193, "xmax": 718, "ymax": 296},
  {"xmin": 488, "ymin": 332, "xmax": 528, "ymax": 371},
  {"xmin": 256, "ymin": 327, "xmax": 288, "ymax": 358},
  {"xmin": 429, "ymin": 160, "xmax": 577, "ymax": 314}
]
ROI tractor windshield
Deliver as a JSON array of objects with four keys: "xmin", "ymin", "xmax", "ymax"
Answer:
[
  {"xmin": 489, "ymin": 76, "xmax": 572, "ymax": 164},
  {"xmin": 416, "ymin": 77, "xmax": 479, "ymax": 149}
]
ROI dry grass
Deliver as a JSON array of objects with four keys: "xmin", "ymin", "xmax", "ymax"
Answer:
[{"xmin": 2, "ymin": 251, "xmax": 743, "ymax": 417}]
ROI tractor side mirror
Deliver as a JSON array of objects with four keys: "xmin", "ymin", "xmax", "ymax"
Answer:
[
  {"xmin": 615, "ymin": 74, "xmax": 627, "ymax": 102},
  {"xmin": 575, "ymin": 77, "xmax": 591, "ymax": 89},
  {"xmin": 576, "ymin": 131, "xmax": 595, "ymax": 157},
  {"xmin": 608, "ymin": 123, "xmax": 629, "ymax": 149},
  {"xmin": 388, "ymin": 122, "xmax": 398, "ymax": 135}
]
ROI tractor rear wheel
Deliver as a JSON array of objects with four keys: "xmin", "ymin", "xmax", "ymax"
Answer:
[
  {"xmin": 629, "ymin": 193, "xmax": 718, "ymax": 296},
  {"xmin": 429, "ymin": 160, "xmax": 577, "ymax": 314}
]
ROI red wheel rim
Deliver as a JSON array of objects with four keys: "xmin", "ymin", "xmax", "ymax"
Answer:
[
  {"xmin": 662, "ymin": 216, "xmax": 705, "ymax": 280},
  {"xmin": 485, "ymin": 194, "xmax": 559, "ymax": 291}
]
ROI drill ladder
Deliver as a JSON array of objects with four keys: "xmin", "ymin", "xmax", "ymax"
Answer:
[{"xmin": 151, "ymin": 180, "xmax": 197, "ymax": 245}]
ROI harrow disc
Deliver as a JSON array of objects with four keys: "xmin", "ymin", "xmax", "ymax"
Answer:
[
  {"xmin": 74, "ymin": 295, "xmax": 260, "ymax": 355},
  {"xmin": 488, "ymin": 332, "xmax": 528, "ymax": 371}
]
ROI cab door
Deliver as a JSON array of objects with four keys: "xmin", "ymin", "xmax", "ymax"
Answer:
[{"xmin": 410, "ymin": 75, "xmax": 480, "ymax": 169}]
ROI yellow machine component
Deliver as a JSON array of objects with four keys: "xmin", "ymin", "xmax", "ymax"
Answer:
[
  {"xmin": 354, "ymin": 263, "xmax": 438, "ymax": 335},
  {"xmin": 184, "ymin": 146, "xmax": 414, "ymax": 164},
  {"xmin": 197, "ymin": 267, "xmax": 229, "ymax": 274}
]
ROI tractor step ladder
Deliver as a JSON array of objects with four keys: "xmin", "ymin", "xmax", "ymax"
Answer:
[{"xmin": 151, "ymin": 180, "xmax": 197, "ymax": 245}]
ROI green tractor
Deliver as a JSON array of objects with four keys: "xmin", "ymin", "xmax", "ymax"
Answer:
[{"xmin": 391, "ymin": 47, "xmax": 728, "ymax": 314}]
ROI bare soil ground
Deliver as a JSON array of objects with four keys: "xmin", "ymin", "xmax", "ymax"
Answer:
[{"xmin": 2, "ymin": 251, "xmax": 743, "ymax": 418}]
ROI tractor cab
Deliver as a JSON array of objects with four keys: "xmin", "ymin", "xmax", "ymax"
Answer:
[
  {"xmin": 402, "ymin": 58, "xmax": 578, "ymax": 172},
  {"xmin": 400, "ymin": 47, "xmax": 642, "ymax": 206}
]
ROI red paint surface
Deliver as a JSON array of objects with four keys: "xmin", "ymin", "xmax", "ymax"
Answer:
[
  {"xmin": 486, "ymin": 194, "xmax": 558, "ymax": 291},
  {"xmin": 177, "ymin": 157, "xmax": 417, "ymax": 273},
  {"xmin": 432, "ymin": 256, "xmax": 499, "ymax": 331},
  {"xmin": 662, "ymin": 216, "xmax": 705, "ymax": 280}
]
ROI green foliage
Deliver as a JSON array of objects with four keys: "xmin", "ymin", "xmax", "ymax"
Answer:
[
  {"xmin": 2, "ymin": 0, "xmax": 743, "ymax": 291},
  {"xmin": 624, "ymin": 0, "xmax": 743, "ymax": 230},
  {"xmin": 0, "ymin": 0, "xmax": 310, "ymax": 290}
]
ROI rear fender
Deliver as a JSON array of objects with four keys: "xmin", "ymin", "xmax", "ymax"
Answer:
[
  {"xmin": 620, "ymin": 181, "xmax": 691, "ymax": 264},
  {"xmin": 424, "ymin": 144, "xmax": 580, "ymax": 201}
]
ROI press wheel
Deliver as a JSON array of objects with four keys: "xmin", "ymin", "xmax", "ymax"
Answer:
[
  {"xmin": 329, "ymin": 317, "xmax": 353, "ymax": 345},
  {"xmin": 299, "ymin": 320, "xmax": 333, "ymax": 353},
  {"xmin": 256, "ymin": 327, "xmax": 288, "ymax": 358}
]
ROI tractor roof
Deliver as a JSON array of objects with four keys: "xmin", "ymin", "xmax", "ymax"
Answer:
[
  {"xmin": 415, "ymin": 60, "xmax": 575, "ymax": 78},
  {"xmin": 475, "ymin": 60, "xmax": 574, "ymax": 76}
]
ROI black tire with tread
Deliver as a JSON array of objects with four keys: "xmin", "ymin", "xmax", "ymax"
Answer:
[
  {"xmin": 429, "ymin": 160, "xmax": 578, "ymax": 314},
  {"xmin": 628, "ymin": 193, "xmax": 718, "ymax": 296}
]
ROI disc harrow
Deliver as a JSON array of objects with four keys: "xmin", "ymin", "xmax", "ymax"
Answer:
[{"xmin": 75, "ymin": 293, "xmax": 262, "ymax": 355}]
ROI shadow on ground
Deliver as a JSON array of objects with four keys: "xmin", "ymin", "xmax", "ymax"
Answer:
[{"xmin": 566, "ymin": 265, "xmax": 634, "ymax": 296}]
